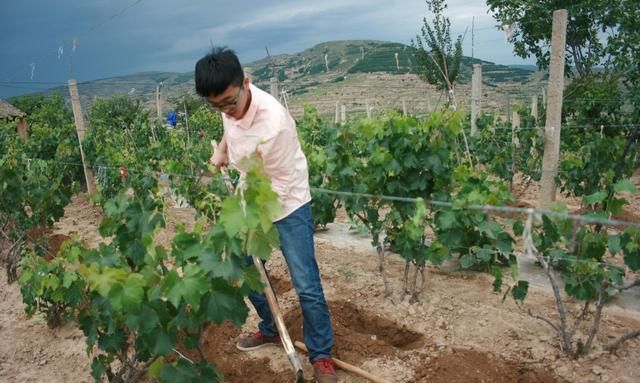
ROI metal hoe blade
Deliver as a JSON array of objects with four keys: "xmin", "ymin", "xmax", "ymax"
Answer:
[{"xmin": 252, "ymin": 255, "xmax": 305, "ymax": 382}]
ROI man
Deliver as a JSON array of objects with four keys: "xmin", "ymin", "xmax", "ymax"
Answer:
[{"xmin": 195, "ymin": 47, "xmax": 337, "ymax": 383}]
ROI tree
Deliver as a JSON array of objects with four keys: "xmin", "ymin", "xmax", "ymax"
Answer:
[
  {"xmin": 487, "ymin": 1, "xmax": 640, "ymax": 141},
  {"xmin": 486, "ymin": 1, "xmax": 639, "ymax": 81},
  {"xmin": 411, "ymin": 0, "xmax": 463, "ymax": 110}
]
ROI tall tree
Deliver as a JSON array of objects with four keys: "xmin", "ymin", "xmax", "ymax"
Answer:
[
  {"xmin": 411, "ymin": 0, "xmax": 463, "ymax": 110},
  {"xmin": 487, "ymin": 0, "xmax": 640, "ymax": 127},
  {"xmin": 486, "ymin": 0, "xmax": 639, "ymax": 80}
]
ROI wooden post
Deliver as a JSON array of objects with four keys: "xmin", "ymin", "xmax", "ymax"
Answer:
[
  {"xmin": 471, "ymin": 64, "xmax": 482, "ymax": 135},
  {"xmin": 68, "ymin": 79, "xmax": 96, "ymax": 194},
  {"xmin": 17, "ymin": 118, "xmax": 29, "ymax": 140},
  {"xmin": 539, "ymin": 9, "xmax": 568, "ymax": 209},
  {"xmin": 340, "ymin": 105, "xmax": 346, "ymax": 122},
  {"xmin": 531, "ymin": 95, "xmax": 538, "ymax": 121},
  {"xmin": 511, "ymin": 110, "xmax": 521, "ymax": 190},
  {"xmin": 155, "ymin": 84, "xmax": 162, "ymax": 120},
  {"xmin": 335, "ymin": 101, "xmax": 339, "ymax": 124},
  {"xmin": 183, "ymin": 97, "xmax": 190, "ymax": 147},
  {"xmin": 402, "ymin": 98, "xmax": 407, "ymax": 116},
  {"xmin": 324, "ymin": 54, "xmax": 329, "ymax": 72},
  {"xmin": 505, "ymin": 92, "xmax": 511, "ymax": 123},
  {"xmin": 512, "ymin": 111, "xmax": 521, "ymax": 131},
  {"xmin": 366, "ymin": 101, "xmax": 371, "ymax": 119},
  {"xmin": 270, "ymin": 77, "xmax": 278, "ymax": 98}
]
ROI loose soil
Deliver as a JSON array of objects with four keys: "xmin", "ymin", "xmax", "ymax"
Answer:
[{"xmin": 2, "ymin": 172, "xmax": 640, "ymax": 382}]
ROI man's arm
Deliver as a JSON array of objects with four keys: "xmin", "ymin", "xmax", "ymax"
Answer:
[{"xmin": 210, "ymin": 132, "xmax": 229, "ymax": 169}]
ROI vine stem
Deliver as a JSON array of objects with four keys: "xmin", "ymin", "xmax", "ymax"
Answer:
[
  {"xmin": 524, "ymin": 210, "xmax": 573, "ymax": 354},
  {"xmin": 377, "ymin": 242, "xmax": 392, "ymax": 298},
  {"xmin": 606, "ymin": 330, "xmax": 640, "ymax": 353},
  {"xmin": 583, "ymin": 281, "xmax": 606, "ymax": 355}
]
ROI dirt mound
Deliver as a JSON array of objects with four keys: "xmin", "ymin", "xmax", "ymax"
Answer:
[
  {"xmin": 199, "ymin": 321, "xmax": 284, "ymax": 383},
  {"xmin": 414, "ymin": 347, "xmax": 564, "ymax": 383},
  {"xmin": 268, "ymin": 272, "xmax": 293, "ymax": 296},
  {"xmin": 284, "ymin": 300, "xmax": 426, "ymax": 364}
]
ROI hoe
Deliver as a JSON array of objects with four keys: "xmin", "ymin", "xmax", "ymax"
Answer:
[{"xmin": 210, "ymin": 140, "xmax": 305, "ymax": 383}]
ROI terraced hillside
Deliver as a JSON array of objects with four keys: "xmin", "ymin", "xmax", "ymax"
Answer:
[{"xmin": 44, "ymin": 40, "xmax": 545, "ymax": 119}]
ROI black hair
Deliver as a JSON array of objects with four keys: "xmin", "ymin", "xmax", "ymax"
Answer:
[{"xmin": 195, "ymin": 47, "xmax": 244, "ymax": 97}]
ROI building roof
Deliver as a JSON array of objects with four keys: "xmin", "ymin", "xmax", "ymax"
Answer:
[{"xmin": 0, "ymin": 99, "xmax": 26, "ymax": 119}]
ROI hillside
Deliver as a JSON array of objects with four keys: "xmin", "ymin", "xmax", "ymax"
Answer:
[{"xmin": 41, "ymin": 40, "xmax": 545, "ymax": 119}]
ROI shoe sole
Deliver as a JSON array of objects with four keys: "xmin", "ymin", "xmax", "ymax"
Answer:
[{"xmin": 236, "ymin": 342, "xmax": 281, "ymax": 352}]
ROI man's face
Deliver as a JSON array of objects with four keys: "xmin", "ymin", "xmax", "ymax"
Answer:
[{"xmin": 206, "ymin": 78, "xmax": 250, "ymax": 119}]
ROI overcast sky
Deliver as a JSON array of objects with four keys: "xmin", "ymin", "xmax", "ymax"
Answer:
[{"xmin": 0, "ymin": 0, "xmax": 535, "ymax": 99}]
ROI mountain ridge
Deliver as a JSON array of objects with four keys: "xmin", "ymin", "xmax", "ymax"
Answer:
[{"xmin": 31, "ymin": 40, "xmax": 545, "ymax": 118}]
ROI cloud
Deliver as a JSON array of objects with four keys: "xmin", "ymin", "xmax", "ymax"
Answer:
[{"xmin": 0, "ymin": 0, "xmax": 534, "ymax": 99}]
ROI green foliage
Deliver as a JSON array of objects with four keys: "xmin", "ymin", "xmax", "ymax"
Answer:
[
  {"xmin": 469, "ymin": 111, "xmax": 543, "ymax": 183},
  {"xmin": 531, "ymin": 203, "xmax": 631, "ymax": 303},
  {"xmin": 0, "ymin": 94, "xmax": 82, "ymax": 289},
  {"xmin": 297, "ymin": 106, "xmax": 339, "ymax": 229},
  {"xmin": 328, "ymin": 110, "xmax": 461, "ymax": 256},
  {"xmin": 19, "ymin": 241, "xmax": 84, "ymax": 327},
  {"xmin": 21, "ymin": 160, "xmax": 280, "ymax": 382},
  {"xmin": 84, "ymin": 94, "xmax": 224, "ymax": 200},
  {"xmin": 429, "ymin": 166, "xmax": 516, "ymax": 271},
  {"xmin": 486, "ymin": 0, "xmax": 632, "ymax": 76},
  {"xmin": 486, "ymin": 0, "xmax": 640, "ymax": 118},
  {"xmin": 89, "ymin": 95, "xmax": 148, "ymax": 130}
]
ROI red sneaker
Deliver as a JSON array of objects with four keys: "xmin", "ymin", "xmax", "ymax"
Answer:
[
  {"xmin": 236, "ymin": 331, "xmax": 282, "ymax": 351},
  {"xmin": 313, "ymin": 358, "xmax": 337, "ymax": 383}
]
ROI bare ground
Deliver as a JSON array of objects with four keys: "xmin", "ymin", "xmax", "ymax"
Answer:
[{"xmin": 2, "ymin": 183, "xmax": 640, "ymax": 383}]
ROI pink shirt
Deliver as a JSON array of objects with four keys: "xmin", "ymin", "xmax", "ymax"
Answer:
[{"xmin": 222, "ymin": 83, "xmax": 311, "ymax": 221}]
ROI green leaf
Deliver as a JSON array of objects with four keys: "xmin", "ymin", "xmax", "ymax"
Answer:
[
  {"xmin": 81, "ymin": 264, "xmax": 127, "ymax": 296},
  {"xmin": 166, "ymin": 264, "xmax": 208, "ymax": 311},
  {"xmin": 98, "ymin": 328, "xmax": 127, "ymax": 353},
  {"xmin": 122, "ymin": 273, "xmax": 146, "ymax": 312},
  {"xmin": 512, "ymin": 220, "xmax": 524, "ymax": 236},
  {"xmin": 584, "ymin": 191, "xmax": 607, "ymax": 205},
  {"xmin": 436, "ymin": 209, "xmax": 457, "ymax": 230},
  {"xmin": 247, "ymin": 227, "xmax": 279, "ymax": 260},
  {"xmin": 220, "ymin": 196, "xmax": 245, "ymax": 237},
  {"xmin": 476, "ymin": 247, "xmax": 493, "ymax": 263},
  {"xmin": 491, "ymin": 266, "xmax": 503, "ymax": 292},
  {"xmin": 495, "ymin": 232, "xmax": 513, "ymax": 253},
  {"xmin": 199, "ymin": 250, "xmax": 243, "ymax": 280},
  {"xmin": 153, "ymin": 329, "xmax": 174, "ymax": 356},
  {"xmin": 608, "ymin": 235, "xmax": 621, "ymax": 255},
  {"xmin": 511, "ymin": 281, "xmax": 529, "ymax": 302},
  {"xmin": 623, "ymin": 248, "xmax": 640, "ymax": 271},
  {"xmin": 459, "ymin": 254, "xmax": 475, "ymax": 269},
  {"xmin": 614, "ymin": 179, "xmax": 636, "ymax": 194},
  {"xmin": 91, "ymin": 356, "xmax": 108, "ymax": 382},
  {"xmin": 204, "ymin": 284, "xmax": 249, "ymax": 326},
  {"xmin": 148, "ymin": 356, "xmax": 165, "ymax": 379},
  {"xmin": 61, "ymin": 271, "xmax": 77, "ymax": 288},
  {"xmin": 160, "ymin": 359, "xmax": 199, "ymax": 383}
]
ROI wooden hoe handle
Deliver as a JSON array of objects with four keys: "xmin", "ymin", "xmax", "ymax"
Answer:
[{"xmin": 294, "ymin": 341, "xmax": 392, "ymax": 383}]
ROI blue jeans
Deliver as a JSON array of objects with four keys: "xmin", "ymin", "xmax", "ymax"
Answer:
[{"xmin": 245, "ymin": 201, "xmax": 334, "ymax": 362}]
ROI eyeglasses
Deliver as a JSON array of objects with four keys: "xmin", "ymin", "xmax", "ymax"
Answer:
[{"xmin": 208, "ymin": 86, "xmax": 243, "ymax": 111}]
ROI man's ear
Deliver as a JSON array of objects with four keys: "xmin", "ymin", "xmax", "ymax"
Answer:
[
  {"xmin": 243, "ymin": 76, "xmax": 251, "ymax": 87},
  {"xmin": 243, "ymin": 69, "xmax": 252, "ymax": 83}
]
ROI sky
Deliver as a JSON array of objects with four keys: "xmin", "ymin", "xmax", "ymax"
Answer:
[{"xmin": 0, "ymin": 0, "xmax": 535, "ymax": 99}]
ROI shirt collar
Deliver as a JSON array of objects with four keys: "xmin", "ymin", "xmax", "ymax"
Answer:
[{"xmin": 224, "ymin": 83, "xmax": 258, "ymax": 130}]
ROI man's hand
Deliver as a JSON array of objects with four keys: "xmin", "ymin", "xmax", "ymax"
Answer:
[{"xmin": 210, "ymin": 140, "xmax": 229, "ymax": 170}]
